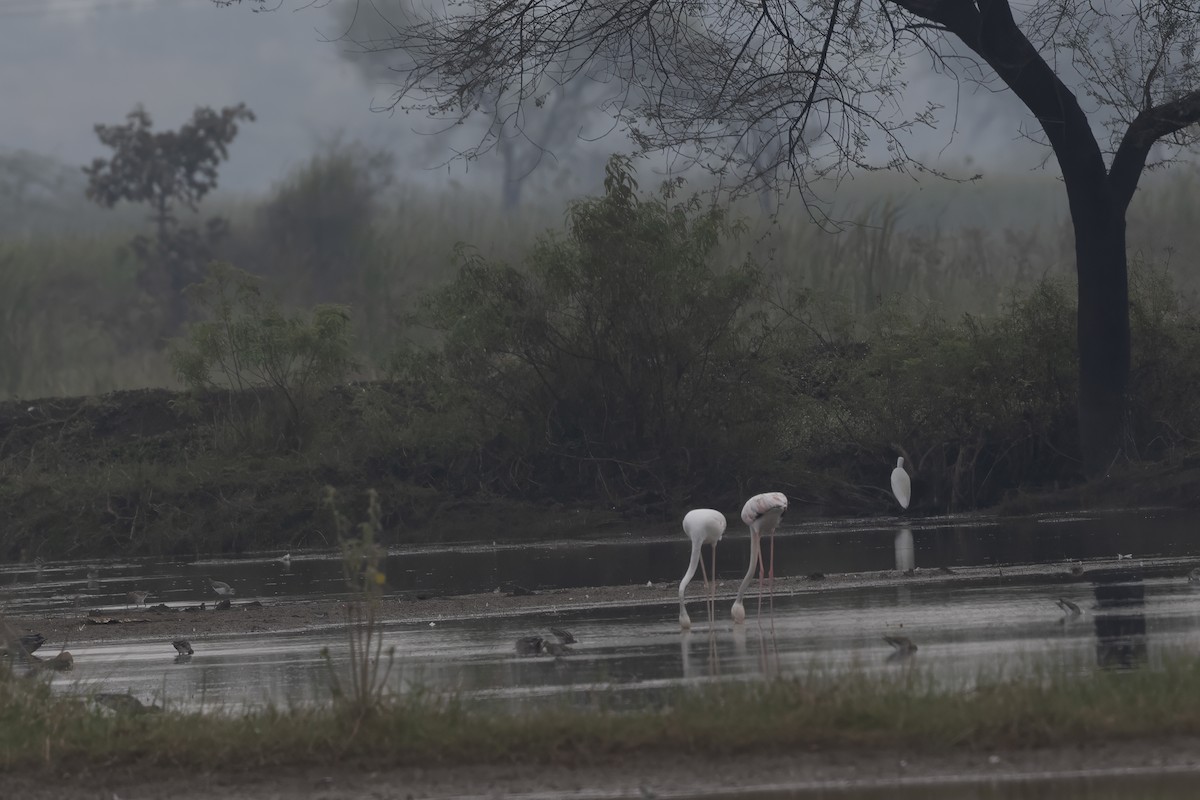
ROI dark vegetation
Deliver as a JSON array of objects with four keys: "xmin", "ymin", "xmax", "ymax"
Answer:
[
  {"xmin": 2, "ymin": 110, "xmax": 1200, "ymax": 560},
  {"xmin": 7, "ymin": 650, "xmax": 1200, "ymax": 772}
]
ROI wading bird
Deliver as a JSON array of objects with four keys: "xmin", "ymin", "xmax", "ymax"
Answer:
[
  {"xmin": 883, "ymin": 635, "xmax": 918, "ymax": 661},
  {"xmin": 126, "ymin": 591, "xmax": 150, "ymax": 609},
  {"xmin": 548, "ymin": 626, "xmax": 577, "ymax": 645},
  {"xmin": 891, "ymin": 457, "xmax": 911, "ymax": 510},
  {"xmin": 19, "ymin": 633, "xmax": 45, "ymax": 654},
  {"xmin": 515, "ymin": 636, "xmax": 544, "ymax": 656},
  {"xmin": 731, "ymin": 492, "xmax": 788, "ymax": 624},
  {"xmin": 1056, "ymin": 598, "xmax": 1082, "ymax": 621},
  {"xmin": 678, "ymin": 509, "xmax": 727, "ymax": 630},
  {"xmin": 207, "ymin": 577, "xmax": 235, "ymax": 597},
  {"xmin": 172, "ymin": 639, "xmax": 194, "ymax": 656}
]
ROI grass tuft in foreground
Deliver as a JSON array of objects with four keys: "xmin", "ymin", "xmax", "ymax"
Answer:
[{"xmin": 5, "ymin": 654, "xmax": 1200, "ymax": 773}]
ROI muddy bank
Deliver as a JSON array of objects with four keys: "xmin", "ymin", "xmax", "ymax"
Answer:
[{"xmin": 6, "ymin": 738, "xmax": 1200, "ymax": 799}]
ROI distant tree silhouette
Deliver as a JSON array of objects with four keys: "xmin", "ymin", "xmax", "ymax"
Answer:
[{"xmin": 84, "ymin": 103, "xmax": 255, "ymax": 334}]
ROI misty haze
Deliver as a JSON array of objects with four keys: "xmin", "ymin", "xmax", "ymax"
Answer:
[{"xmin": 3, "ymin": 1, "xmax": 1200, "ymax": 798}]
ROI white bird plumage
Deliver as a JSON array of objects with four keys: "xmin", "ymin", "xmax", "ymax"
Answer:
[
  {"xmin": 891, "ymin": 457, "xmax": 911, "ymax": 510},
  {"xmin": 731, "ymin": 492, "xmax": 788, "ymax": 624},
  {"xmin": 678, "ymin": 509, "xmax": 727, "ymax": 630}
]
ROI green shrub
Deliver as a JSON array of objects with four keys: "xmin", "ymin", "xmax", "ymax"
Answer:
[
  {"xmin": 394, "ymin": 156, "xmax": 780, "ymax": 509},
  {"xmin": 170, "ymin": 261, "xmax": 357, "ymax": 449}
]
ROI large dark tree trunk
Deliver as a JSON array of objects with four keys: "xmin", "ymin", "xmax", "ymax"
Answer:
[
  {"xmin": 893, "ymin": 0, "xmax": 1200, "ymax": 476},
  {"xmin": 1070, "ymin": 187, "xmax": 1130, "ymax": 475},
  {"xmin": 892, "ymin": 0, "xmax": 1132, "ymax": 476}
]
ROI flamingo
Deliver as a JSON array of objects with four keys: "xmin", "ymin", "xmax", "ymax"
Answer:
[
  {"xmin": 891, "ymin": 457, "xmax": 911, "ymax": 509},
  {"xmin": 731, "ymin": 492, "xmax": 788, "ymax": 624},
  {"xmin": 678, "ymin": 509, "xmax": 727, "ymax": 630}
]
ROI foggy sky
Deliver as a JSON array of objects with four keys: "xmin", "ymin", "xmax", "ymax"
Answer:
[{"xmin": 0, "ymin": 0, "xmax": 1140, "ymax": 200}]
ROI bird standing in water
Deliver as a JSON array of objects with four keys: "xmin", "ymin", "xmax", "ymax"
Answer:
[
  {"xmin": 126, "ymin": 591, "xmax": 150, "ymax": 609},
  {"xmin": 172, "ymin": 639, "xmax": 194, "ymax": 656},
  {"xmin": 731, "ymin": 492, "xmax": 788, "ymax": 624},
  {"xmin": 678, "ymin": 508, "xmax": 727, "ymax": 630},
  {"xmin": 19, "ymin": 633, "xmax": 46, "ymax": 654},
  {"xmin": 883, "ymin": 635, "xmax": 918, "ymax": 662},
  {"xmin": 891, "ymin": 457, "xmax": 911, "ymax": 510},
  {"xmin": 207, "ymin": 577, "xmax": 235, "ymax": 597}
]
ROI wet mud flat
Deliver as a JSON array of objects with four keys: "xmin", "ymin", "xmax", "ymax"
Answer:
[
  {"xmin": 8, "ymin": 556, "xmax": 1182, "ymax": 647},
  {"xmin": 6, "ymin": 738, "xmax": 1200, "ymax": 799}
]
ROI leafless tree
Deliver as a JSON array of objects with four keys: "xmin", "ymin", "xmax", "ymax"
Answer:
[
  {"xmin": 328, "ymin": 0, "xmax": 622, "ymax": 208},
  {"xmin": 218, "ymin": 0, "xmax": 1200, "ymax": 476}
]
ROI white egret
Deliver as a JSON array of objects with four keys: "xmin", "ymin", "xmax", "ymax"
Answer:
[
  {"xmin": 678, "ymin": 509, "xmax": 727, "ymax": 630},
  {"xmin": 731, "ymin": 492, "xmax": 788, "ymax": 624},
  {"xmin": 891, "ymin": 457, "xmax": 911, "ymax": 509}
]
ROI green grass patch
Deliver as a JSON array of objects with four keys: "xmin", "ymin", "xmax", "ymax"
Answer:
[{"xmin": 6, "ymin": 657, "xmax": 1200, "ymax": 772}]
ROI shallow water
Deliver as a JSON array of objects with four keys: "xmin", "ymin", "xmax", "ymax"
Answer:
[
  {"xmin": 707, "ymin": 767, "xmax": 1200, "ymax": 798},
  {"xmin": 3, "ymin": 508, "xmax": 1200, "ymax": 711},
  {"xmin": 3, "ymin": 508, "xmax": 1196, "ymax": 613}
]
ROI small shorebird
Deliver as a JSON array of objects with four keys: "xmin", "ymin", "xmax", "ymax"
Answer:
[
  {"xmin": 515, "ymin": 636, "xmax": 544, "ymax": 656},
  {"xmin": 207, "ymin": 577, "xmax": 235, "ymax": 597},
  {"xmin": 172, "ymin": 639, "xmax": 194, "ymax": 656},
  {"xmin": 40, "ymin": 651, "xmax": 74, "ymax": 671},
  {"xmin": 540, "ymin": 640, "xmax": 570, "ymax": 657},
  {"xmin": 277, "ymin": 553, "xmax": 291, "ymax": 564},
  {"xmin": 549, "ymin": 626, "xmax": 577, "ymax": 645},
  {"xmin": 19, "ymin": 633, "xmax": 46, "ymax": 654},
  {"xmin": 94, "ymin": 693, "xmax": 159, "ymax": 715},
  {"xmin": 883, "ymin": 635, "xmax": 918, "ymax": 659},
  {"xmin": 127, "ymin": 591, "xmax": 150, "ymax": 608},
  {"xmin": 1188, "ymin": 567, "xmax": 1200, "ymax": 584},
  {"xmin": 1056, "ymin": 598, "xmax": 1083, "ymax": 621}
]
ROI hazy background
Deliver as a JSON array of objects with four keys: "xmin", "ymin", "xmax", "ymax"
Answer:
[
  {"xmin": 1, "ymin": 0, "xmax": 1070, "ymax": 203},
  {"xmin": 2, "ymin": 0, "xmax": 1199, "ymax": 401}
]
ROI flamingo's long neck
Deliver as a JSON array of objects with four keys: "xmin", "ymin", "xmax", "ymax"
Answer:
[
  {"xmin": 734, "ymin": 531, "xmax": 761, "ymax": 606},
  {"xmin": 679, "ymin": 539, "xmax": 704, "ymax": 628}
]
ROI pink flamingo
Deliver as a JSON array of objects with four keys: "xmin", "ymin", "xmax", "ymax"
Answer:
[
  {"xmin": 678, "ymin": 509, "xmax": 727, "ymax": 630},
  {"xmin": 731, "ymin": 492, "xmax": 789, "ymax": 624}
]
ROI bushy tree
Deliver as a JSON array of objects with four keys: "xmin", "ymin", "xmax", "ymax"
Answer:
[
  {"xmin": 84, "ymin": 103, "xmax": 255, "ymax": 333},
  {"xmin": 397, "ymin": 156, "xmax": 778, "ymax": 507},
  {"xmin": 171, "ymin": 261, "xmax": 356, "ymax": 448}
]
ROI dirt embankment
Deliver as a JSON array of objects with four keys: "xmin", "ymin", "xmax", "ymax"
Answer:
[
  {"xmin": 0, "ymin": 387, "xmax": 631, "ymax": 563},
  {"xmin": 3, "ymin": 387, "xmax": 1198, "ymax": 566}
]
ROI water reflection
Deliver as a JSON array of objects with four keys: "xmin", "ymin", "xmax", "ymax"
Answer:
[
  {"xmin": 1090, "ymin": 568, "xmax": 1148, "ymax": 669},
  {"xmin": 894, "ymin": 527, "xmax": 914, "ymax": 573}
]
